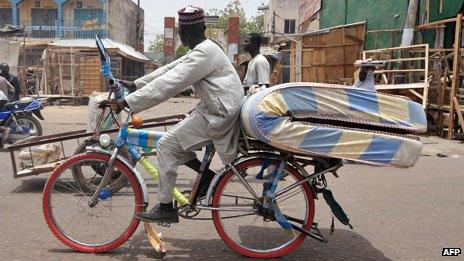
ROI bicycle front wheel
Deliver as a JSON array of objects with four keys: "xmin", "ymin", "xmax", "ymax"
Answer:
[
  {"xmin": 42, "ymin": 153, "xmax": 143, "ymax": 253},
  {"xmin": 211, "ymin": 158, "xmax": 315, "ymax": 258}
]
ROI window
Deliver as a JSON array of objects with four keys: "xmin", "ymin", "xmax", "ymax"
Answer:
[
  {"xmin": 284, "ymin": 19, "xmax": 296, "ymax": 34},
  {"xmin": 77, "ymin": 1, "xmax": 83, "ymax": 9},
  {"xmin": 35, "ymin": 0, "xmax": 40, "ymax": 8}
]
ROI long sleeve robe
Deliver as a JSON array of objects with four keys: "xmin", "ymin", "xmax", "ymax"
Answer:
[{"xmin": 125, "ymin": 39, "xmax": 244, "ymax": 163}]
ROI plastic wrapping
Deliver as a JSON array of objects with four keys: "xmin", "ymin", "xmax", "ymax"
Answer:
[
  {"xmin": 87, "ymin": 92, "xmax": 121, "ymax": 133},
  {"xmin": 18, "ymin": 144, "xmax": 62, "ymax": 167}
]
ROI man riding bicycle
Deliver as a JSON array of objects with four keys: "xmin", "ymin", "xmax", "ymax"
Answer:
[{"xmin": 102, "ymin": 6, "xmax": 244, "ymax": 223}]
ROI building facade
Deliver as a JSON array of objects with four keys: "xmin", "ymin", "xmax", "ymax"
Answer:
[
  {"xmin": 0, "ymin": 0, "xmax": 143, "ymax": 49},
  {"xmin": 262, "ymin": 0, "xmax": 300, "ymax": 43},
  {"xmin": 299, "ymin": 0, "xmax": 464, "ymax": 50}
]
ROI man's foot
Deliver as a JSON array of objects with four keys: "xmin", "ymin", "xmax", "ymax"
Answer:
[{"xmin": 135, "ymin": 202, "xmax": 179, "ymax": 223}]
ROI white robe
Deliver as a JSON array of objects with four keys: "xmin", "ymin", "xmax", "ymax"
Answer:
[{"xmin": 125, "ymin": 38, "xmax": 244, "ymax": 163}]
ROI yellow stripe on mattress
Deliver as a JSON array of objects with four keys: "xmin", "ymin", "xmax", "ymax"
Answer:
[
  {"xmin": 313, "ymin": 88, "xmax": 351, "ymax": 117},
  {"xmin": 378, "ymin": 95, "xmax": 410, "ymax": 125},
  {"xmin": 328, "ymin": 131, "xmax": 373, "ymax": 159},
  {"xmin": 257, "ymin": 91, "xmax": 288, "ymax": 116},
  {"xmin": 267, "ymin": 119, "xmax": 314, "ymax": 149},
  {"xmin": 317, "ymin": 88, "xmax": 380, "ymax": 122},
  {"xmin": 147, "ymin": 132, "xmax": 155, "ymax": 147}
]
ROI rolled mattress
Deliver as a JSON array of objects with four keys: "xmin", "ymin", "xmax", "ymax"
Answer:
[{"xmin": 241, "ymin": 83, "xmax": 427, "ymax": 168}]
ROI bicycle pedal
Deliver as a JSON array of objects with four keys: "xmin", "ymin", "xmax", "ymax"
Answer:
[{"xmin": 157, "ymin": 221, "xmax": 171, "ymax": 228}]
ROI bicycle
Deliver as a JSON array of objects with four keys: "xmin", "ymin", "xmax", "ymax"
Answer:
[{"xmin": 42, "ymin": 95, "xmax": 350, "ymax": 258}]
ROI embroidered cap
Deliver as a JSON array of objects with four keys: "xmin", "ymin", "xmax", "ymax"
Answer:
[{"xmin": 178, "ymin": 6, "xmax": 205, "ymax": 25}]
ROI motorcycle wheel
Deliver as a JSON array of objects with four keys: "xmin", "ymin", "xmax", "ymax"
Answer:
[{"xmin": 4, "ymin": 114, "xmax": 43, "ymax": 143}]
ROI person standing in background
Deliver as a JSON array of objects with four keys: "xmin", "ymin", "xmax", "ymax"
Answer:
[
  {"xmin": 0, "ymin": 63, "xmax": 20, "ymax": 101},
  {"xmin": 243, "ymin": 33, "xmax": 270, "ymax": 88},
  {"xmin": 0, "ymin": 75, "xmax": 15, "ymax": 102}
]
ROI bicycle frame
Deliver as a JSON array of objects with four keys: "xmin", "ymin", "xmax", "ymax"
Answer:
[{"xmin": 87, "ymin": 110, "xmax": 222, "ymax": 207}]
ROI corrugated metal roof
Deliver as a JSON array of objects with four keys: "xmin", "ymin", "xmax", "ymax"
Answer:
[{"xmin": 49, "ymin": 38, "xmax": 149, "ymax": 62}]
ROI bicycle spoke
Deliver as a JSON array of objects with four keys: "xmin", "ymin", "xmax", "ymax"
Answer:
[
  {"xmin": 55, "ymin": 179, "xmax": 84, "ymax": 196},
  {"xmin": 52, "ymin": 188, "xmax": 85, "ymax": 204},
  {"xmin": 276, "ymin": 188, "xmax": 304, "ymax": 205}
]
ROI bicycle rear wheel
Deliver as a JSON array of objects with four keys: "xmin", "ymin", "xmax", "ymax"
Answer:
[
  {"xmin": 42, "ymin": 153, "xmax": 143, "ymax": 253},
  {"xmin": 211, "ymin": 158, "xmax": 315, "ymax": 258}
]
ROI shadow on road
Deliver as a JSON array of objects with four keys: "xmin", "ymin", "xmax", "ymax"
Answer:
[
  {"xmin": 161, "ymin": 228, "xmax": 391, "ymax": 261},
  {"xmin": 10, "ymin": 178, "xmax": 47, "ymax": 193},
  {"xmin": 48, "ymin": 228, "xmax": 390, "ymax": 261}
]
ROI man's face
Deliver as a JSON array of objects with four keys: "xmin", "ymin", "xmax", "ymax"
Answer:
[
  {"xmin": 178, "ymin": 25, "xmax": 189, "ymax": 47},
  {"xmin": 243, "ymin": 35, "xmax": 253, "ymax": 53},
  {"xmin": 0, "ymin": 65, "xmax": 8, "ymax": 76}
]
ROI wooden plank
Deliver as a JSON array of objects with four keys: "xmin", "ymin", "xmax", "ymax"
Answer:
[
  {"xmin": 364, "ymin": 44, "xmax": 428, "ymax": 53},
  {"xmin": 448, "ymin": 13, "xmax": 462, "ymax": 139},
  {"xmin": 422, "ymin": 44, "xmax": 430, "ymax": 109},
  {"xmin": 382, "ymin": 74, "xmax": 388, "ymax": 84},
  {"xmin": 374, "ymin": 69, "xmax": 426, "ymax": 73},
  {"xmin": 375, "ymin": 83, "xmax": 428, "ymax": 90},
  {"xmin": 416, "ymin": 16, "xmax": 464, "ymax": 29},
  {"xmin": 453, "ymin": 97, "xmax": 464, "ymax": 134},
  {"xmin": 345, "ymin": 33, "xmax": 363, "ymax": 43},
  {"xmin": 70, "ymin": 47, "xmax": 75, "ymax": 97},
  {"xmin": 290, "ymin": 41, "xmax": 296, "ymax": 82},
  {"xmin": 59, "ymin": 53, "xmax": 64, "ymax": 96},
  {"xmin": 437, "ymin": 67, "xmax": 448, "ymax": 137},
  {"xmin": 17, "ymin": 161, "xmax": 64, "ymax": 177},
  {"xmin": 379, "ymin": 57, "xmax": 425, "ymax": 63},
  {"xmin": 409, "ymin": 89, "xmax": 424, "ymax": 99},
  {"xmin": 367, "ymin": 29, "xmax": 404, "ymax": 33}
]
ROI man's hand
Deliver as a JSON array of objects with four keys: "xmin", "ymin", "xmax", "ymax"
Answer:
[
  {"xmin": 119, "ymin": 80, "xmax": 137, "ymax": 93},
  {"xmin": 98, "ymin": 99, "xmax": 128, "ymax": 113}
]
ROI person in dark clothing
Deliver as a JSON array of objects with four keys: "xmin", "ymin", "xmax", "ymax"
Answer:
[{"xmin": 0, "ymin": 63, "xmax": 20, "ymax": 101}]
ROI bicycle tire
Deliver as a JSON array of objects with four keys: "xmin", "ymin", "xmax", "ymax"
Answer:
[
  {"xmin": 43, "ymin": 153, "xmax": 143, "ymax": 253},
  {"xmin": 211, "ymin": 158, "xmax": 315, "ymax": 258}
]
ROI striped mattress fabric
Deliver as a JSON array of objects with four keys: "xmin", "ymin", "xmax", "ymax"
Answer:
[
  {"xmin": 241, "ymin": 83, "xmax": 427, "ymax": 168},
  {"xmin": 127, "ymin": 128, "xmax": 165, "ymax": 148}
]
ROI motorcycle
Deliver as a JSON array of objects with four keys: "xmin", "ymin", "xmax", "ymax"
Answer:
[{"xmin": 0, "ymin": 98, "xmax": 44, "ymax": 145}]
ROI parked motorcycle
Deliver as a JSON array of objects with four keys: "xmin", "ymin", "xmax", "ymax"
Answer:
[{"xmin": 0, "ymin": 98, "xmax": 44, "ymax": 145}]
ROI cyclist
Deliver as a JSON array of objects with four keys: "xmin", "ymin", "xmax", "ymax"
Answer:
[{"xmin": 101, "ymin": 6, "xmax": 244, "ymax": 223}]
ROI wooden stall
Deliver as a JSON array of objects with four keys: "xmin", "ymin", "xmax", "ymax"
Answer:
[
  {"xmin": 288, "ymin": 22, "xmax": 366, "ymax": 84},
  {"xmin": 42, "ymin": 38, "xmax": 148, "ymax": 99}
]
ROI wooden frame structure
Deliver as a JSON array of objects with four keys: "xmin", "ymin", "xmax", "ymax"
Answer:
[
  {"xmin": 417, "ymin": 13, "xmax": 464, "ymax": 139},
  {"xmin": 363, "ymin": 44, "xmax": 430, "ymax": 109}
]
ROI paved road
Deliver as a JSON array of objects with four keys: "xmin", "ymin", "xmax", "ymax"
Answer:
[{"xmin": 0, "ymin": 100, "xmax": 463, "ymax": 260}]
